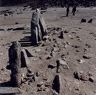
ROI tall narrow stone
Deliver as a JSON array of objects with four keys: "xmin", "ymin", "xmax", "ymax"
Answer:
[
  {"xmin": 31, "ymin": 9, "xmax": 42, "ymax": 46},
  {"xmin": 8, "ymin": 41, "xmax": 21, "ymax": 87}
]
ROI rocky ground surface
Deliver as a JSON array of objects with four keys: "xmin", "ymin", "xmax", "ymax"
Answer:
[{"xmin": 0, "ymin": 6, "xmax": 96, "ymax": 95}]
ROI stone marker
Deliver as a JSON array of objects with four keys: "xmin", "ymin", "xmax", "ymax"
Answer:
[
  {"xmin": 59, "ymin": 31, "xmax": 64, "ymax": 39},
  {"xmin": 52, "ymin": 75, "xmax": 60, "ymax": 94},
  {"xmin": 56, "ymin": 60, "xmax": 60, "ymax": 73},
  {"xmin": 31, "ymin": 9, "xmax": 42, "ymax": 45},
  {"xmin": 21, "ymin": 49, "xmax": 30, "ymax": 68},
  {"xmin": 31, "ymin": 9, "xmax": 47, "ymax": 46},
  {"xmin": 8, "ymin": 41, "xmax": 21, "ymax": 87},
  {"xmin": 39, "ymin": 16, "xmax": 47, "ymax": 37}
]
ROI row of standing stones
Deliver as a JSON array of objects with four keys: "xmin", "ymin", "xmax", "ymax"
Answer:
[
  {"xmin": 6, "ymin": 9, "xmax": 66, "ymax": 95},
  {"xmin": 5, "ymin": 9, "xmax": 94, "ymax": 95},
  {"xmin": 7, "ymin": 9, "xmax": 47, "ymax": 87}
]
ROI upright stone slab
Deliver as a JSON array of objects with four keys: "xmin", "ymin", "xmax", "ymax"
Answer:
[
  {"xmin": 8, "ymin": 41, "xmax": 21, "ymax": 87},
  {"xmin": 39, "ymin": 17, "xmax": 47, "ymax": 37},
  {"xmin": 59, "ymin": 31, "xmax": 64, "ymax": 39},
  {"xmin": 31, "ymin": 9, "xmax": 42, "ymax": 45},
  {"xmin": 21, "ymin": 49, "xmax": 30, "ymax": 68},
  {"xmin": 52, "ymin": 75, "xmax": 60, "ymax": 94},
  {"xmin": 52, "ymin": 75, "xmax": 63, "ymax": 94}
]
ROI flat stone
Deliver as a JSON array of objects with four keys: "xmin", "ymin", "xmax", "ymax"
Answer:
[{"xmin": 0, "ymin": 87, "xmax": 21, "ymax": 94}]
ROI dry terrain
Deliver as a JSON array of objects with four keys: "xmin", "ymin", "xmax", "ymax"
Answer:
[{"xmin": 0, "ymin": 6, "xmax": 96, "ymax": 95}]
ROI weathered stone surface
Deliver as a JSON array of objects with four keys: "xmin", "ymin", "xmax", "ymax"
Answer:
[
  {"xmin": 83, "ymin": 54, "xmax": 92, "ymax": 59},
  {"xmin": 52, "ymin": 75, "xmax": 60, "ymax": 94},
  {"xmin": 21, "ymin": 49, "xmax": 30, "ymax": 68},
  {"xmin": 8, "ymin": 41, "xmax": 22, "ymax": 87},
  {"xmin": 43, "ymin": 35, "xmax": 49, "ymax": 41},
  {"xmin": 48, "ymin": 64, "xmax": 56, "ymax": 69},
  {"xmin": 88, "ymin": 75, "xmax": 96, "ymax": 83},
  {"xmin": 77, "ymin": 59, "xmax": 85, "ymax": 64},
  {"xmin": 74, "ymin": 71, "xmax": 89, "ymax": 81},
  {"xmin": 59, "ymin": 31, "xmax": 64, "ymax": 39},
  {"xmin": 0, "ymin": 87, "xmax": 21, "ymax": 94},
  {"xmin": 37, "ymin": 82, "xmax": 44, "ymax": 87},
  {"xmin": 13, "ymin": 27, "xmax": 25, "ymax": 31},
  {"xmin": 56, "ymin": 59, "xmax": 69, "ymax": 69},
  {"xmin": 31, "ymin": 9, "xmax": 42, "ymax": 45},
  {"xmin": 25, "ymin": 49, "xmax": 33, "ymax": 57},
  {"xmin": 39, "ymin": 16, "xmax": 47, "ymax": 37},
  {"xmin": 88, "ymin": 19, "xmax": 93, "ymax": 23},
  {"xmin": 81, "ymin": 18, "xmax": 86, "ymax": 23}
]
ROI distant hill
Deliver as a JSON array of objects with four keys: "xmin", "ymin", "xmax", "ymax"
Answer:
[{"xmin": 0, "ymin": 0, "xmax": 96, "ymax": 7}]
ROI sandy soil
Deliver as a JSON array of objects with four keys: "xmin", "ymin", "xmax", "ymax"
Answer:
[{"xmin": 0, "ymin": 6, "xmax": 96, "ymax": 95}]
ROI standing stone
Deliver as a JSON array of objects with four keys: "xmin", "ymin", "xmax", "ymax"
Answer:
[
  {"xmin": 52, "ymin": 75, "xmax": 60, "ymax": 94},
  {"xmin": 8, "ymin": 41, "xmax": 21, "ymax": 87},
  {"xmin": 31, "ymin": 9, "xmax": 42, "ymax": 45},
  {"xmin": 56, "ymin": 60, "xmax": 60, "ymax": 73},
  {"xmin": 59, "ymin": 31, "xmax": 64, "ymax": 39},
  {"xmin": 21, "ymin": 49, "xmax": 30, "ymax": 68},
  {"xmin": 39, "ymin": 16, "xmax": 47, "ymax": 38}
]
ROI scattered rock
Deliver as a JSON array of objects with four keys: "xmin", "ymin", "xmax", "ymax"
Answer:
[
  {"xmin": 48, "ymin": 64, "xmax": 56, "ymax": 69},
  {"xmin": 46, "ymin": 55, "xmax": 52, "ymax": 60},
  {"xmin": 7, "ymin": 28, "xmax": 13, "ymax": 31},
  {"xmin": 77, "ymin": 59, "xmax": 85, "ymax": 64},
  {"xmin": 13, "ymin": 27, "xmax": 25, "ymax": 31},
  {"xmin": 37, "ymin": 87, "xmax": 43, "ymax": 91},
  {"xmin": 43, "ymin": 77, "xmax": 48, "ymax": 81},
  {"xmin": 37, "ymin": 82, "xmax": 44, "ymax": 87},
  {"xmin": 64, "ymin": 30, "xmax": 69, "ymax": 33},
  {"xmin": 89, "ymin": 77, "xmax": 94, "ymax": 82},
  {"xmin": 56, "ymin": 59, "xmax": 69, "ymax": 69},
  {"xmin": 43, "ymin": 35, "xmax": 49, "ymax": 41},
  {"xmin": 15, "ymin": 22, "xmax": 19, "ymax": 24},
  {"xmin": 83, "ymin": 54, "xmax": 91, "ymax": 59},
  {"xmin": 72, "ymin": 45, "xmax": 80, "ymax": 48},
  {"xmin": 81, "ymin": 18, "xmax": 86, "ymax": 23},
  {"xmin": 74, "ymin": 71, "xmax": 89, "ymax": 81},
  {"xmin": 52, "ymin": 75, "xmax": 60, "ymax": 94},
  {"xmin": 59, "ymin": 31, "xmax": 64, "ymax": 39},
  {"xmin": 0, "ymin": 29, "xmax": 5, "ymax": 31},
  {"xmin": 26, "ymin": 72, "xmax": 34, "ymax": 78},
  {"xmin": 50, "ymin": 51, "xmax": 56, "ymax": 57},
  {"xmin": 85, "ymin": 43, "xmax": 91, "ymax": 48},
  {"xmin": 88, "ymin": 19, "xmax": 93, "ymax": 23},
  {"xmin": 45, "ymin": 82, "xmax": 51, "ymax": 87},
  {"xmin": 88, "ymin": 73, "xmax": 96, "ymax": 83},
  {"xmin": 35, "ymin": 72, "xmax": 40, "ymax": 77}
]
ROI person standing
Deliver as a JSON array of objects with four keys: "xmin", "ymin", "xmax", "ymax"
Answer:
[
  {"xmin": 72, "ymin": 6, "xmax": 76, "ymax": 16},
  {"xmin": 66, "ymin": 5, "xmax": 70, "ymax": 17}
]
